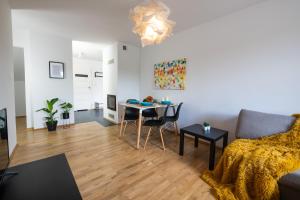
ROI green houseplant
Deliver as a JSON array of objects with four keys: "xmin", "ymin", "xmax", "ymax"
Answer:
[
  {"xmin": 60, "ymin": 102, "xmax": 73, "ymax": 119},
  {"xmin": 36, "ymin": 98, "xmax": 59, "ymax": 131}
]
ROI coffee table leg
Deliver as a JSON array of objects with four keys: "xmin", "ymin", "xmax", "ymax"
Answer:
[
  {"xmin": 179, "ymin": 131, "xmax": 184, "ymax": 156},
  {"xmin": 194, "ymin": 137, "xmax": 198, "ymax": 148},
  {"xmin": 223, "ymin": 133, "xmax": 228, "ymax": 153},
  {"xmin": 209, "ymin": 141, "xmax": 216, "ymax": 170}
]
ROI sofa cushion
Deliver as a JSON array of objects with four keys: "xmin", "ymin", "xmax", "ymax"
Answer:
[{"xmin": 236, "ymin": 109, "xmax": 295, "ymax": 139}]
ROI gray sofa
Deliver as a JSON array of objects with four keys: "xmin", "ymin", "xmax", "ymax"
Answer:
[{"xmin": 236, "ymin": 109, "xmax": 299, "ymax": 200}]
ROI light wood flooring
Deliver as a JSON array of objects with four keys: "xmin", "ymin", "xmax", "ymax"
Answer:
[{"xmin": 11, "ymin": 117, "xmax": 218, "ymax": 200}]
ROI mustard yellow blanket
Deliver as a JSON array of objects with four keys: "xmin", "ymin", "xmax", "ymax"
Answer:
[{"xmin": 201, "ymin": 115, "xmax": 300, "ymax": 200}]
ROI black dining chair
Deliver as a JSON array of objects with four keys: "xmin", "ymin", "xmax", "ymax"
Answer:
[
  {"xmin": 142, "ymin": 108, "xmax": 158, "ymax": 119},
  {"xmin": 164, "ymin": 102, "xmax": 183, "ymax": 135},
  {"xmin": 119, "ymin": 99, "xmax": 139, "ymax": 137},
  {"xmin": 143, "ymin": 105, "xmax": 170, "ymax": 151}
]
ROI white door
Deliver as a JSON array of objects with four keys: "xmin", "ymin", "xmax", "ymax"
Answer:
[
  {"xmin": 74, "ymin": 74, "xmax": 92, "ymax": 110},
  {"xmin": 73, "ymin": 58, "xmax": 103, "ymax": 111},
  {"xmin": 90, "ymin": 66, "xmax": 104, "ymax": 108}
]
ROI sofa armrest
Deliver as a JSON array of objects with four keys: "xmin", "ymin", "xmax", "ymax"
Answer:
[{"xmin": 279, "ymin": 170, "xmax": 300, "ymax": 200}]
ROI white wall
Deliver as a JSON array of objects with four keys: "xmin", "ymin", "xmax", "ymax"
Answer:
[
  {"xmin": 13, "ymin": 47, "xmax": 25, "ymax": 81},
  {"xmin": 13, "ymin": 29, "xmax": 74, "ymax": 129},
  {"xmin": 117, "ymin": 43, "xmax": 140, "ymax": 102},
  {"xmin": 13, "ymin": 27, "xmax": 74, "ymax": 129},
  {"xmin": 140, "ymin": 0, "xmax": 300, "ymax": 141},
  {"xmin": 103, "ymin": 43, "xmax": 118, "ymax": 122},
  {"xmin": 117, "ymin": 43, "xmax": 140, "ymax": 122},
  {"xmin": 14, "ymin": 81, "xmax": 26, "ymax": 117},
  {"xmin": 30, "ymin": 31, "xmax": 74, "ymax": 129},
  {"xmin": 13, "ymin": 47, "xmax": 26, "ymax": 117},
  {"xmin": 73, "ymin": 57, "xmax": 103, "ymax": 110},
  {"xmin": 0, "ymin": 0, "xmax": 17, "ymax": 156},
  {"xmin": 13, "ymin": 28, "xmax": 33, "ymax": 128},
  {"xmin": 103, "ymin": 42, "xmax": 140, "ymax": 123}
]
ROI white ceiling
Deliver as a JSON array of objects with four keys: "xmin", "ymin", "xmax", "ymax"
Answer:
[{"xmin": 10, "ymin": 0, "xmax": 266, "ymax": 46}]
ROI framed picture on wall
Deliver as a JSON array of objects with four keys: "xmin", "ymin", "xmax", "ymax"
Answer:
[
  {"xmin": 49, "ymin": 61, "xmax": 64, "ymax": 79},
  {"xmin": 154, "ymin": 58, "xmax": 187, "ymax": 90}
]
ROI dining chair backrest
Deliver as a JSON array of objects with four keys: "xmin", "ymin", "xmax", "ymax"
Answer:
[
  {"xmin": 125, "ymin": 99, "xmax": 139, "ymax": 117},
  {"xmin": 161, "ymin": 105, "xmax": 170, "ymax": 123},
  {"xmin": 126, "ymin": 99, "xmax": 137, "ymax": 103},
  {"xmin": 174, "ymin": 102, "xmax": 183, "ymax": 121},
  {"xmin": 142, "ymin": 108, "xmax": 157, "ymax": 117}
]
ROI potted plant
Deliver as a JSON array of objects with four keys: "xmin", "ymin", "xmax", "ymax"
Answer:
[
  {"xmin": 60, "ymin": 102, "xmax": 73, "ymax": 119},
  {"xmin": 36, "ymin": 98, "xmax": 59, "ymax": 131}
]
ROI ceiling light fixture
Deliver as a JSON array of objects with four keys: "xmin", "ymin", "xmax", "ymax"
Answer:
[{"xmin": 130, "ymin": 0, "xmax": 175, "ymax": 47}]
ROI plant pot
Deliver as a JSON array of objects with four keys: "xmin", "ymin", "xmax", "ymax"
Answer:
[
  {"xmin": 62, "ymin": 112, "xmax": 70, "ymax": 119},
  {"xmin": 46, "ymin": 121, "xmax": 58, "ymax": 132}
]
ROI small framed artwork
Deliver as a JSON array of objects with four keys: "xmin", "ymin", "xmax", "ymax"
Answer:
[
  {"xmin": 49, "ymin": 61, "xmax": 64, "ymax": 79},
  {"xmin": 95, "ymin": 72, "xmax": 103, "ymax": 77}
]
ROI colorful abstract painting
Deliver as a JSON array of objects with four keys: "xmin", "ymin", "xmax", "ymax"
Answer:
[{"xmin": 154, "ymin": 58, "xmax": 187, "ymax": 90}]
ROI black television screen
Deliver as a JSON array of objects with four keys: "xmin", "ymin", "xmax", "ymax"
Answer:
[{"xmin": 0, "ymin": 108, "xmax": 9, "ymax": 182}]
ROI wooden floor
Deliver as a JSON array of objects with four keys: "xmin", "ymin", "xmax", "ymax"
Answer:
[{"xmin": 11, "ymin": 118, "xmax": 218, "ymax": 200}]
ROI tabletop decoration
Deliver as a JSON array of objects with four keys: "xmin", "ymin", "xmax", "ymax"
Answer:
[
  {"xmin": 161, "ymin": 100, "xmax": 172, "ymax": 105},
  {"xmin": 140, "ymin": 102, "xmax": 154, "ymax": 106},
  {"xmin": 127, "ymin": 99, "xmax": 140, "ymax": 104},
  {"xmin": 203, "ymin": 122, "xmax": 211, "ymax": 133},
  {"xmin": 143, "ymin": 96, "xmax": 154, "ymax": 102}
]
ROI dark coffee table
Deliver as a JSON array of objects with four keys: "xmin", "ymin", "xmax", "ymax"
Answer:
[{"xmin": 179, "ymin": 124, "xmax": 228, "ymax": 170}]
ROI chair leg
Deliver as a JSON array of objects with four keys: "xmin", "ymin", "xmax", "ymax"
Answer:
[
  {"xmin": 136, "ymin": 120, "xmax": 139, "ymax": 133},
  {"xmin": 144, "ymin": 128, "xmax": 152, "ymax": 150},
  {"xmin": 122, "ymin": 121, "xmax": 128, "ymax": 136},
  {"xmin": 160, "ymin": 127, "xmax": 166, "ymax": 151},
  {"xmin": 174, "ymin": 121, "xmax": 179, "ymax": 135},
  {"xmin": 119, "ymin": 116, "xmax": 124, "ymax": 137}
]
